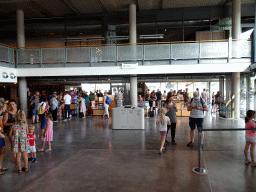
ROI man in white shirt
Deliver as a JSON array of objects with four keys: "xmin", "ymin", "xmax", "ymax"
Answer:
[
  {"xmin": 63, "ymin": 91, "xmax": 71, "ymax": 121},
  {"xmin": 187, "ymin": 91, "xmax": 207, "ymax": 147}
]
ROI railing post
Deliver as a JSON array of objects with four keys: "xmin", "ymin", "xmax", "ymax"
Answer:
[
  {"xmin": 64, "ymin": 47, "xmax": 67, "ymax": 67},
  {"xmin": 40, "ymin": 48, "xmax": 42, "ymax": 68},
  {"xmin": 198, "ymin": 40, "xmax": 201, "ymax": 64},
  {"xmin": 192, "ymin": 128, "xmax": 207, "ymax": 175}
]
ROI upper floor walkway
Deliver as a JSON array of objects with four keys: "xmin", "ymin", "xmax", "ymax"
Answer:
[{"xmin": 0, "ymin": 39, "xmax": 252, "ymax": 81}]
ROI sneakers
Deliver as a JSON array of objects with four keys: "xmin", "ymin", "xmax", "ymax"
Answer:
[
  {"xmin": 187, "ymin": 142, "xmax": 194, "ymax": 147},
  {"xmin": 63, "ymin": 119, "xmax": 68, "ymax": 122},
  {"xmin": 32, "ymin": 158, "xmax": 37, "ymax": 162},
  {"xmin": 53, "ymin": 120, "xmax": 58, "ymax": 122},
  {"xmin": 28, "ymin": 158, "xmax": 33, "ymax": 162}
]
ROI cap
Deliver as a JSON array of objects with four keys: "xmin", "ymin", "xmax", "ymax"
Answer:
[
  {"xmin": 193, "ymin": 92, "xmax": 200, "ymax": 100},
  {"xmin": 0, "ymin": 97, "xmax": 5, "ymax": 103}
]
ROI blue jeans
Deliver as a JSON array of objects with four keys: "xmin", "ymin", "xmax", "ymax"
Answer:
[{"xmin": 65, "ymin": 104, "xmax": 71, "ymax": 119}]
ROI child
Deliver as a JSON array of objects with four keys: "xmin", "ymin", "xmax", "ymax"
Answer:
[
  {"xmin": 12, "ymin": 110, "xmax": 29, "ymax": 173},
  {"xmin": 38, "ymin": 112, "xmax": 53, "ymax": 152},
  {"xmin": 156, "ymin": 108, "xmax": 171, "ymax": 154},
  {"xmin": 27, "ymin": 125, "xmax": 39, "ymax": 162},
  {"xmin": 244, "ymin": 110, "xmax": 256, "ymax": 166}
]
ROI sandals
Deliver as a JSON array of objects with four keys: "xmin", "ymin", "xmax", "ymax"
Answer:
[
  {"xmin": 22, "ymin": 167, "xmax": 29, "ymax": 172},
  {"xmin": 245, "ymin": 160, "xmax": 251, "ymax": 164},
  {"xmin": 0, "ymin": 171, "xmax": 5, "ymax": 175},
  {"xmin": 45, "ymin": 149, "xmax": 52, "ymax": 152},
  {"xmin": 17, "ymin": 170, "xmax": 22, "ymax": 174},
  {"xmin": 0, "ymin": 167, "xmax": 8, "ymax": 171},
  {"xmin": 187, "ymin": 142, "xmax": 194, "ymax": 147},
  {"xmin": 38, "ymin": 149, "xmax": 45, "ymax": 152}
]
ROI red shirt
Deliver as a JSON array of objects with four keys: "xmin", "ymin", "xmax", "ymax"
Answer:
[{"xmin": 27, "ymin": 133, "xmax": 36, "ymax": 146}]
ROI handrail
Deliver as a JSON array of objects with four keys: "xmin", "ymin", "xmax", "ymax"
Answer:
[{"xmin": 15, "ymin": 39, "xmax": 252, "ymax": 49}]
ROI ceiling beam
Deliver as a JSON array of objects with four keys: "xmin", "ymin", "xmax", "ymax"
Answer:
[
  {"xmin": 30, "ymin": 0, "xmax": 55, "ymax": 17},
  {"xmin": 59, "ymin": 0, "xmax": 81, "ymax": 16},
  {"xmin": 99, "ymin": 0, "xmax": 108, "ymax": 12}
]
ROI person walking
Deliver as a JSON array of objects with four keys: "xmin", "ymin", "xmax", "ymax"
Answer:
[
  {"xmin": 50, "ymin": 94, "xmax": 58, "ymax": 122},
  {"xmin": 63, "ymin": 92, "xmax": 71, "ymax": 122},
  {"xmin": 156, "ymin": 89, "xmax": 162, "ymax": 109},
  {"xmin": 78, "ymin": 96, "xmax": 86, "ymax": 118},
  {"xmin": 0, "ymin": 102, "xmax": 8, "ymax": 175},
  {"xmin": 187, "ymin": 91, "xmax": 207, "ymax": 147},
  {"xmin": 103, "ymin": 92, "xmax": 110, "ymax": 120},
  {"xmin": 164, "ymin": 95, "xmax": 178, "ymax": 145},
  {"xmin": 156, "ymin": 108, "xmax": 171, "ymax": 154}
]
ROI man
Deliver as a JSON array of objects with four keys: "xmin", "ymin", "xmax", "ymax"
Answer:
[
  {"xmin": 97, "ymin": 90, "xmax": 103, "ymax": 97},
  {"xmin": 63, "ymin": 91, "xmax": 71, "ymax": 121},
  {"xmin": 187, "ymin": 91, "xmax": 207, "ymax": 147},
  {"xmin": 156, "ymin": 89, "xmax": 162, "ymax": 109},
  {"xmin": 162, "ymin": 90, "xmax": 167, "ymax": 100},
  {"xmin": 201, "ymin": 88, "xmax": 207, "ymax": 102},
  {"xmin": 184, "ymin": 88, "xmax": 189, "ymax": 106}
]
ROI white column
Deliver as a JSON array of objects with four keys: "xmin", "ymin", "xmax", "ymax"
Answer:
[
  {"xmin": 19, "ymin": 77, "xmax": 27, "ymax": 117},
  {"xmin": 17, "ymin": 9, "xmax": 25, "ymax": 48},
  {"xmin": 129, "ymin": 4, "xmax": 136, "ymax": 44},
  {"xmin": 129, "ymin": 4, "xmax": 137, "ymax": 107},
  {"xmin": 130, "ymin": 76, "xmax": 137, "ymax": 107},
  {"xmin": 232, "ymin": 72, "xmax": 240, "ymax": 119},
  {"xmin": 231, "ymin": 0, "xmax": 241, "ymax": 119},
  {"xmin": 232, "ymin": 0, "xmax": 241, "ymax": 39}
]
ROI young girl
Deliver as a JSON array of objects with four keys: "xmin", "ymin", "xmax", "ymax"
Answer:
[
  {"xmin": 38, "ymin": 112, "xmax": 53, "ymax": 152},
  {"xmin": 156, "ymin": 108, "xmax": 171, "ymax": 154},
  {"xmin": 27, "ymin": 125, "xmax": 39, "ymax": 162},
  {"xmin": 244, "ymin": 110, "xmax": 256, "ymax": 166},
  {"xmin": 12, "ymin": 110, "xmax": 29, "ymax": 173},
  {"xmin": 164, "ymin": 95, "xmax": 178, "ymax": 144}
]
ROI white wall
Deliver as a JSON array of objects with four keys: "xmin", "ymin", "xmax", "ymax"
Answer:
[{"xmin": 0, "ymin": 67, "xmax": 17, "ymax": 83}]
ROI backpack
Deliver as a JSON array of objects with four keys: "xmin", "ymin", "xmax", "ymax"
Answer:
[
  {"xmin": 38, "ymin": 103, "xmax": 45, "ymax": 115},
  {"xmin": 51, "ymin": 98, "xmax": 58, "ymax": 106},
  {"xmin": 105, "ymin": 96, "xmax": 111, "ymax": 105}
]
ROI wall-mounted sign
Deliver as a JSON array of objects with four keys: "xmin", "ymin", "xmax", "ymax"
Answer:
[{"xmin": 122, "ymin": 63, "xmax": 138, "ymax": 69}]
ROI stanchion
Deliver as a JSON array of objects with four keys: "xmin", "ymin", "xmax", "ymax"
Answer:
[{"xmin": 192, "ymin": 127, "xmax": 208, "ymax": 175}]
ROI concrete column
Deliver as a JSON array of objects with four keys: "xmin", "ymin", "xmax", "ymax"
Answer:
[
  {"xmin": 129, "ymin": 4, "xmax": 137, "ymax": 107},
  {"xmin": 231, "ymin": 0, "xmax": 241, "ymax": 119},
  {"xmin": 232, "ymin": 72, "xmax": 240, "ymax": 119},
  {"xmin": 129, "ymin": 4, "xmax": 136, "ymax": 44},
  {"xmin": 17, "ymin": 9, "xmax": 25, "ymax": 48},
  {"xmin": 232, "ymin": 0, "xmax": 241, "ymax": 39},
  {"xmin": 19, "ymin": 77, "xmax": 27, "ymax": 117},
  {"xmin": 130, "ymin": 76, "xmax": 137, "ymax": 106}
]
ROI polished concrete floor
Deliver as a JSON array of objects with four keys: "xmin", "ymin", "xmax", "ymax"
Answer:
[{"xmin": 0, "ymin": 109, "xmax": 255, "ymax": 192}]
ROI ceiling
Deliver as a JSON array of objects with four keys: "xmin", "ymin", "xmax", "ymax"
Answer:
[{"xmin": 0, "ymin": 0, "xmax": 254, "ymax": 20}]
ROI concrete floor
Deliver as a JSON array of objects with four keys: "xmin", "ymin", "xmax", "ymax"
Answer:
[{"xmin": 0, "ymin": 110, "xmax": 255, "ymax": 192}]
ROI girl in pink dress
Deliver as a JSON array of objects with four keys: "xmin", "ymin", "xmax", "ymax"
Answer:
[
  {"xmin": 38, "ymin": 112, "xmax": 53, "ymax": 152},
  {"xmin": 244, "ymin": 110, "xmax": 256, "ymax": 166}
]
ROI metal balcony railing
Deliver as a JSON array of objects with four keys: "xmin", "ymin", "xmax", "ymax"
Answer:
[{"xmin": 0, "ymin": 40, "xmax": 252, "ymax": 67}]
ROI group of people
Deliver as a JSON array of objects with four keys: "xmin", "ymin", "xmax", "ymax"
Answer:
[
  {"xmin": 156, "ymin": 90, "xmax": 207, "ymax": 153},
  {"xmin": 0, "ymin": 98, "xmax": 53, "ymax": 175}
]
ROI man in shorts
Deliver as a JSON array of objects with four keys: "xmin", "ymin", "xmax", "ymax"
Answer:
[{"xmin": 187, "ymin": 91, "xmax": 207, "ymax": 147}]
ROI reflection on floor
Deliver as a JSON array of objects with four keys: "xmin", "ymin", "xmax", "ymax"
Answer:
[{"xmin": 1, "ymin": 111, "xmax": 255, "ymax": 192}]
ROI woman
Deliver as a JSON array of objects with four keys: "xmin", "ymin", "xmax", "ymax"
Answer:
[
  {"xmin": 3, "ymin": 99, "xmax": 26, "ymax": 150},
  {"xmin": 78, "ymin": 96, "xmax": 86, "ymax": 118},
  {"xmin": 164, "ymin": 95, "xmax": 178, "ymax": 144},
  {"xmin": 31, "ymin": 96, "xmax": 39, "ymax": 123},
  {"xmin": 50, "ymin": 94, "xmax": 58, "ymax": 122},
  {"xmin": 149, "ymin": 92, "xmax": 157, "ymax": 112}
]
